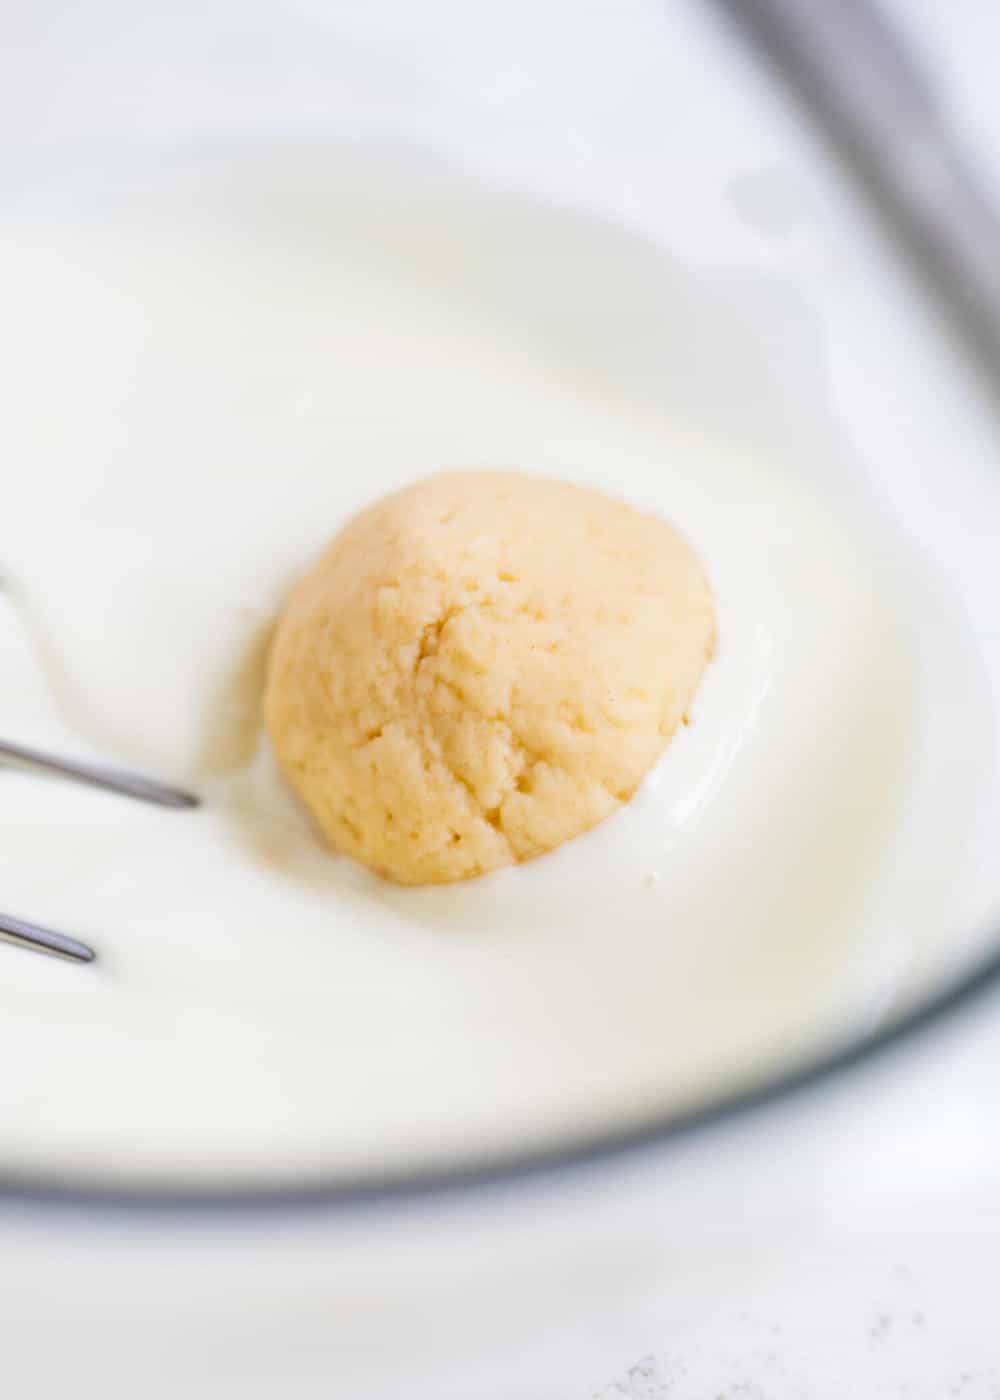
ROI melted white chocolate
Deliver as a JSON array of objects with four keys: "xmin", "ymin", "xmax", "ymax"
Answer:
[{"xmin": 0, "ymin": 156, "xmax": 985, "ymax": 1185}]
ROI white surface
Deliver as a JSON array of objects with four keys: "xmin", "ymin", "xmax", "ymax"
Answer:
[{"xmin": 2, "ymin": 0, "xmax": 1000, "ymax": 1394}]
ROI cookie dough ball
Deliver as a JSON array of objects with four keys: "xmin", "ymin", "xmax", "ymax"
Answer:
[{"xmin": 265, "ymin": 471, "xmax": 715, "ymax": 885}]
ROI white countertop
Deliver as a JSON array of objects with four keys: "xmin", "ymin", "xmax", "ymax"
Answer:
[{"xmin": 3, "ymin": 2, "xmax": 1000, "ymax": 1394}]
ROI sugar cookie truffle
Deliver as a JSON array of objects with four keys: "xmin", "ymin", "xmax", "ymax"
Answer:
[{"xmin": 265, "ymin": 471, "xmax": 715, "ymax": 885}]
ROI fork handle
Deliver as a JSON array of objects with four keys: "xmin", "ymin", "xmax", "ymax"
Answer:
[{"xmin": 717, "ymin": 0, "xmax": 1000, "ymax": 382}]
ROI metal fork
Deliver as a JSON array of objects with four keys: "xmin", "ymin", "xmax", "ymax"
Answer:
[
  {"xmin": 714, "ymin": 0, "xmax": 1000, "ymax": 389},
  {"xmin": 1, "ymin": 740, "xmax": 199, "ymax": 964}
]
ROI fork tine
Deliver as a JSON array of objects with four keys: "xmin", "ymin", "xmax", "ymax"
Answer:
[
  {"xmin": 0, "ymin": 740, "xmax": 196, "ymax": 962},
  {"xmin": 0, "ymin": 739, "xmax": 199, "ymax": 809},
  {"xmin": 0, "ymin": 912, "xmax": 96, "ymax": 964}
]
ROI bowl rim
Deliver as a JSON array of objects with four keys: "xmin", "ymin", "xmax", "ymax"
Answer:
[
  {"xmin": 7, "ymin": 938, "xmax": 1000, "ymax": 1214},
  {"xmin": 6, "ymin": 142, "xmax": 999, "ymax": 1216}
]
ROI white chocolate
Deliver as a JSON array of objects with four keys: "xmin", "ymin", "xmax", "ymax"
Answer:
[{"xmin": 0, "ymin": 158, "xmax": 972, "ymax": 1186}]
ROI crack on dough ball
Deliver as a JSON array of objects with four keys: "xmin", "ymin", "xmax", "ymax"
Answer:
[{"xmin": 264, "ymin": 470, "xmax": 716, "ymax": 885}]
